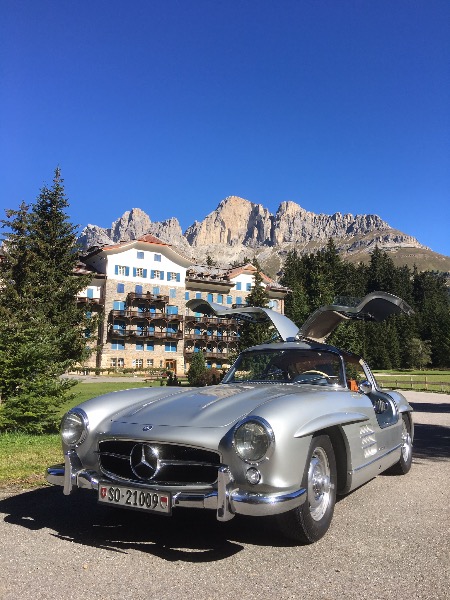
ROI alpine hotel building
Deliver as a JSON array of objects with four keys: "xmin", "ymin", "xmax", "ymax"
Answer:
[{"xmin": 77, "ymin": 234, "xmax": 288, "ymax": 375}]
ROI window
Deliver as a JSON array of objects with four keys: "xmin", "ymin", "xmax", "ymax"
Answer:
[
  {"xmin": 227, "ymin": 295, "xmax": 232, "ymax": 305},
  {"xmin": 133, "ymin": 359, "xmax": 144, "ymax": 368},
  {"xmin": 111, "ymin": 339, "xmax": 125, "ymax": 350},
  {"xmin": 246, "ymin": 283, "xmax": 252, "ymax": 291},
  {"xmin": 165, "ymin": 342, "xmax": 177, "ymax": 352},
  {"xmin": 135, "ymin": 285, "xmax": 143, "ymax": 294},
  {"xmin": 113, "ymin": 320, "xmax": 126, "ymax": 332},
  {"xmin": 151, "ymin": 270, "xmax": 164, "ymax": 280},
  {"xmin": 167, "ymin": 305, "xmax": 178, "ymax": 315},
  {"xmin": 154, "ymin": 254, "xmax": 161, "ymax": 262},
  {"xmin": 153, "ymin": 286, "xmax": 160, "ymax": 295},
  {"xmin": 137, "ymin": 251, "xmax": 144, "ymax": 259},
  {"xmin": 135, "ymin": 342, "xmax": 144, "ymax": 351},
  {"xmin": 169, "ymin": 288, "xmax": 176, "ymax": 299},
  {"xmin": 117, "ymin": 283, "xmax": 125, "ymax": 293},
  {"xmin": 146, "ymin": 343, "xmax": 154, "ymax": 352},
  {"xmin": 185, "ymin": 291, "xmax": 190, "ymax": 300},
  {"xmin": 110, "ymin": 357, "xmax": 124, "ymax": 368},
  {"xmin": 196, "ymin": 292, "xmax": 202, "ymax": 299},
  {"xmin": 115, "ymin": 265, "xmax": 130, "ymax": 276},
  {"xmin": 147, "ymin": 359, "xmax": 154, "ymax": 367},
  {"xmin": 236, "ymin": 297, "xmax": 243, "ymax": 305},
  {"xmin": 169, "ymin": 272, "xmax": 180, "ymax": 281},
  {"xmin": 167, "ymin": 324, "xmax": 178, "ymax": 334},
  {"xmin": 236, "ymin": 282, "xmax": 242, "ymax": 291},
  {"xmin": 207, "ymin": 293, "xmax": 214, "ymax": 302},
  {"xmin": 87, "ymin": 288, "xmax": 94, "ymax": 299},
  {"xmin": 113, "ymin": 300, "xmax": 126, "ymax": 311},
  {"xmin": 133, "ymin": 267, "xmax": 147, "ymax": 278},
  {"xmin": 217, "ymin": 294, "xmax": 223, "ymax": 304}
]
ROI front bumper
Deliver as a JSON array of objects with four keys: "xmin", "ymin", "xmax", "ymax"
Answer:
[{"xmin": 47, "ymin": 451, "xmax": 306, "ymax": 522}]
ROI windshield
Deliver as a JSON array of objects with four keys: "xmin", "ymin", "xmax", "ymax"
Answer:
[{"xmin": 223, "ymin": 349, "xmax": 345, "ymax": 386}]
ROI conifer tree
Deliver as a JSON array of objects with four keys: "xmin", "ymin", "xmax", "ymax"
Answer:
[
  {"xmin": 237, "ymin": 268, "xmax": 271, "ymax": 351},
  {"xmin": 187, "ymin": 351, "xmax": 208, "ymax": 386},
  {"xmin": 0, "ymin": 168, "xmax": 93, "ymax": 432}
]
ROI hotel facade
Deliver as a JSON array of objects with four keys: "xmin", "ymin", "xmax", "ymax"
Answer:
[{"xmin": 77, "ymin": 235, "xmax": 288, "ymax": 375}]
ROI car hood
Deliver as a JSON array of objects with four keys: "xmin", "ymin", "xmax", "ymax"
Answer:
[{"xmin": 111, "ymin": 384, "xmax": 288, "ymax": 428}]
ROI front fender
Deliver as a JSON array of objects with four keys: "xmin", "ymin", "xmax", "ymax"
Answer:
[{"xmin": 293, "ymin": 412, "xmax": 369, "ymax": 438}]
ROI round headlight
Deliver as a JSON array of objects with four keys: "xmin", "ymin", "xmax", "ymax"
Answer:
[
  {"xmin": 61, "ymin": 409, "xmax": 89, "ymax": 447},
  {"xmin": 233, "ymin": 418, "xmax": 273, "ymax": 462}
]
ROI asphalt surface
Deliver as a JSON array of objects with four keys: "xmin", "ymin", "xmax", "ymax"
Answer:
[{"xmin": 0, "ymin": 390, "xmax": 449, "ymax": 600}]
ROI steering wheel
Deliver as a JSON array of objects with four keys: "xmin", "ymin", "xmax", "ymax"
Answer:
[
  {"xmin": 293, "ymin": 370, "xmax": 330, "ymax": 384},
  {"xmin": 302, "ymin": 370, "xmax": 329, "ymax": 378}
]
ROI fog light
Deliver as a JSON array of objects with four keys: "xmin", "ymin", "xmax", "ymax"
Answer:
[{"xmin": 246, "ymin": 467, "xmax": 261, "ymax": 485}]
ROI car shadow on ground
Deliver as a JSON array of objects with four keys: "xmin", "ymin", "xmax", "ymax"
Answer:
[
  {"xmin": 0, "ymin": 485, "xmax": 298, "ymax": 561},
  {"xmin": 409, "ymin": 401, "xmax": 450, "ymax": 461}
]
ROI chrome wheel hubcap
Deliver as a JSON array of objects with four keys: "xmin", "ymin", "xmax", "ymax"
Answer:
[
  {"xmin": 401, "ymin": 420, "xmax": 412, "ymax": 463},
  {"xmin": 307, "ymin": 447, "xmax": 331, "ymax": 521}
]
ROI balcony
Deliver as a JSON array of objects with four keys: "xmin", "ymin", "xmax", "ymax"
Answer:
[
  {"xmin": 184, "ymin": 333, "xmax": 239, "ymax": 341},
  {"xmin": 184, "ymin": 315, "xmax": 234, "ymax": 325},
  {"xmin": 127, "ymin": 292, "xmax": 169, "ymax": 303},
  {"xmin": 110, "ymin": 309, "xmax": 183, "ymax": 321},
  {"xmin": 109, "ymin": 326, "xmax": 183, "ymax": 340},
  {"xmin": 77, "ymin": 296, "xmax": 105, "ymax": 306}
]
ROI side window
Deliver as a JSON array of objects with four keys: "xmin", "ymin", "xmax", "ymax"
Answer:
[{"xmin": 344, "ymin": 355, "xmax": 368, "ymax": 391}]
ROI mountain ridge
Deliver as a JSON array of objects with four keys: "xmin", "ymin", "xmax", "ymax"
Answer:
[{"xmin": 78, "ymin": 196, "xmax": 450, "ymax": 276}]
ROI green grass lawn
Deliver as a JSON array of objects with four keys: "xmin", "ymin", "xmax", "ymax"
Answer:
[
  {"xmin": 0, "ymin": 380, "xmax": 154, "ymax": 487},
  {"xmin": 374, "ymin": 370, "xmax": 450, "ymax": 392}
]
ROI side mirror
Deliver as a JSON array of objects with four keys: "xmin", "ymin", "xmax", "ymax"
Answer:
[{"xmin": 359, "ymin": 380, "xmax": 373, "ymax": 395}]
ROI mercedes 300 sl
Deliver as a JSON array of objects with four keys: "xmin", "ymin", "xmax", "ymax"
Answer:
[{"xmin": 48, "ymin": 292, "xmax": 414, "ymax": 543}]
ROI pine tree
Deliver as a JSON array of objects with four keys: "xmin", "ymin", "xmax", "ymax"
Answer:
[
  {"xmin": 0, "ymin": 168, "xmax": 93, "ymax": 432},
  {"xmin": 187, "ymin": 351, "xmax": 208, "ymax": 386},
  {"xmin": 237, "ymin": 268, "xmax": 271, "ymax": 351}
]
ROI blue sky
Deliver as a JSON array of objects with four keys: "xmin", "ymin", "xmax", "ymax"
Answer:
[{"xmin": 1, "ymin": 1, "xmax": 449, "ymax": 256}]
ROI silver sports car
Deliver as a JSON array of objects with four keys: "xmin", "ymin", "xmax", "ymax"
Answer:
[{"xmin": 48, "ymin": 292, "xmax": 414, "ymax": 544}]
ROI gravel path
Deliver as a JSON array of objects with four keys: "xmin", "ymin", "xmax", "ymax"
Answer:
[{"xmin": 0, "ymin": 391, "xmax": 449, "ymax": 600}]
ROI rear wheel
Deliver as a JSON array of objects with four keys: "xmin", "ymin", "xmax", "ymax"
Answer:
[
  {"xmin": 389, "ymin": 414, "xmax": 413, "ymax": 475},
  {"xmin": 277, "ymin": 435, "xmax": 337, "ymax": 544}
]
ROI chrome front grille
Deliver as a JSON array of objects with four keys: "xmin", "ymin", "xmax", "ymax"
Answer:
[{"xmin": 98, "ymin": 440, "xmax": 221, "ymax": 485}]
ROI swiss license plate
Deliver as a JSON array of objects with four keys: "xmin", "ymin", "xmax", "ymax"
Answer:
[{"xmin": 98, "ymin": 484, "xmax": 171, "ymax": 514}]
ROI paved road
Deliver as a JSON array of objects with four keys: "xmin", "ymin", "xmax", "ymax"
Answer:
[{"xmin": 1, "ymin": 391, "xmax": 449, "ymax": 600}]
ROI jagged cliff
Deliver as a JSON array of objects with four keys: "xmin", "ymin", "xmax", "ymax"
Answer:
[{"xmin": 78, "ymin": 196, "xmax": 441, "ymax": 274}]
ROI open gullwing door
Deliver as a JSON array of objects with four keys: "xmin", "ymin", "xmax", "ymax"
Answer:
[
  {"xmin": 186, "ymin": 299, "xmax": 300, "ymax": 342},
  {"xmin": 298, "ymin": 292, "xmax": 414, "ymax": 342}
]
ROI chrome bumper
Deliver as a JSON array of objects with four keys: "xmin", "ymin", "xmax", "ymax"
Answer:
[{"xmin": 47, "ymin": 451, "xmax": 306, "ymax": 521}]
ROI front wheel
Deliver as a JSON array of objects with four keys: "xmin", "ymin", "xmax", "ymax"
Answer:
[
  {"xmin": 277, "ymin": 435, "xmax": 337, "ymax": 544},
  {"xmin": 389, "ymin": 414, "xmax": 413, "ymax": 475}
]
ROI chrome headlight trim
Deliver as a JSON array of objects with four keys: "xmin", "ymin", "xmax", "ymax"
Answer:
[
  {"xmin": 232, "ymin": 416, "xmax": 275, "ymax": 464},
  {"xmin": 61, "ymin": 408, "xmax": 89, "ymax": 447}
]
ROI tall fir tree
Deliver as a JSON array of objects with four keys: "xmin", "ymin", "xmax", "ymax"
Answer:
[
  {"xmin": 0, "ymin": 168, "xmax": 93, "ymax": 432},
  {"xmin": 237, "ymin": 268, "xmax": 271, "ymax": 351}
]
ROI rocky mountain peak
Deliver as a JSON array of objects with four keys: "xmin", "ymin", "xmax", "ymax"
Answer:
[{"xmin": 77, "ymin": 196, "xmax": 437, "ymax": 273}]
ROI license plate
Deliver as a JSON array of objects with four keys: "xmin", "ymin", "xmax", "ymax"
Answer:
[{"xmin": 98, "ymin": 484, "xmax": 171, "ymax": 514}]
